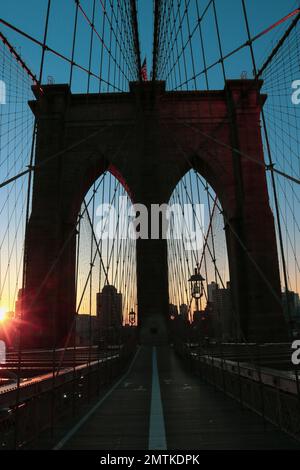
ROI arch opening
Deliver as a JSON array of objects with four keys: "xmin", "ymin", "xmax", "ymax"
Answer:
[
  {"xmin": 167, "ymin": 169, "xmax": 236, "ymax": 342},
  {"xmin": 75, "ymin": 170, "xmax": 137, "ymax": 346}
]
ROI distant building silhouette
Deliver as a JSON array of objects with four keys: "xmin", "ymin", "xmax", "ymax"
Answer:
[
  {"xmin": 207, "ymin": 281, "xmax": 233, "ymax": 340},
  {"xmin": 97, "ymin": 285, "xmax": 123, "ymax": 330},
  {"xmin": 169, "ymin": 303, "xmax": 178, "ymax": 319},
  {"xmin": 192, "ymin": 309, "xmax": 210, "ymax": 338},
  {"xmin": 282, "ymin": 290, "xmax": 300, "ymax": 331},
  {"xmin": 76, "ymin": 314, "xmax": 98, "ymax": 346},
  {"xmin": 207, "ymin": 281, "xmax": 218, "ymax": 303},
  {"xmin": 179, "ymin": 304, "xmax": 189, "ymax": 322}
]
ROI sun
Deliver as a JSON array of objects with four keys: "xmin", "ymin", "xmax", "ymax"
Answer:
[{"xmin": 0, "ymin": 307, "xmax": 8, "ymax": 323}]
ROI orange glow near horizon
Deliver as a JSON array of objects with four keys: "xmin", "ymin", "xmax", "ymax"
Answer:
[{"xmin": 0, "ymin": 307, "xmax": 8, "ymax": 323}]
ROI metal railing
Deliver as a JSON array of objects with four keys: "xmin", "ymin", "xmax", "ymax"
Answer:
[
  {"xmin": 174, "ymin": 340, "xmax": 300, "ymax": 442},
  {"xmin": 0, "ymin": 335, "xmax": 137, "ymax": 449}
]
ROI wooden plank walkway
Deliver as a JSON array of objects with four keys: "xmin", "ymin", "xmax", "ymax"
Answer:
[{"xmin": 57, "ymin": 345, "xmax": 300, "ymax": 450}]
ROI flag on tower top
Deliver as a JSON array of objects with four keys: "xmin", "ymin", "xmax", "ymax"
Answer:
[{"xmin": 141, "ymin": 58, "xmax": 148, "ymax": 81}]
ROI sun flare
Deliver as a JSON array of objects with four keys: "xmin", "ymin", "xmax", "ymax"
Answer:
[{"xmin": 0, "ymin": 307, "xmax": 8, "ymax": 323}]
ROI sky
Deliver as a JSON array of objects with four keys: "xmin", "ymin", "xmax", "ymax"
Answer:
[
  {"xmin": 0, "ymin": 0, "xmax": 298, "ymax": 89},
  {"xmin": 0, "ymin": 0, "xmax": 299, "ymax": 315},
  {"xmin": 138, "ymin": 0, "xmax": 153, "ymax": 66}
]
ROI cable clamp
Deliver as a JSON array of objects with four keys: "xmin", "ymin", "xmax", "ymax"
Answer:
[{"xmin": 266, "ymin": 163, "xmax": 275, "ymax": 171}]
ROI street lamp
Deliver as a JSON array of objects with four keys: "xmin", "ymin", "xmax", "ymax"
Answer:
[
  {"xmin": 188, "ymin": 264, "xmax": 205, "ymax": 314},
  {"xmin": 129, "ymin": 308, "xmax": 136, "ymax": 326},
  {"xmin": 188, "ymin": 265, "xmax": 206, "ymax": 343}
]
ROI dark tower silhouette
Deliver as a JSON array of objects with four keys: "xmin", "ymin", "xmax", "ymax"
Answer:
[{"xmin": 23, "ymin": 80, "xmax": 287, "ymax": 347}]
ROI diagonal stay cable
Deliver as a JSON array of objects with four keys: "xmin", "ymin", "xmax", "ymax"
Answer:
[
  {"xmin": 169, "ymin": 116, "xmax": 300, "ymax": 185},
  {"xmin": 21, "ymin": 129, "xmax": 132, "ymax": 333},
  {"xmin": 163, "ymin": 121, "xmax": 286, "ymax": 311},
  {"xmin": 0, "ymin": 126, "xmax": 112, "ymax": 190},
  {"xmin": 171, "ymin": 8, "xmax": 300, "ymax": 89},
  {"xmin": 0, "ymin": 18, "xmax": 123, "ymax": 91},
  {"xmin": 53, "ymin": 127, "xmax": 134, "ymax": 374}
]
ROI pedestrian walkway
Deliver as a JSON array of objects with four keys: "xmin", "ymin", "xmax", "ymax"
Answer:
[{"xmin": 55, "ymin": 346, "xmax": 300, "ymax": 450}]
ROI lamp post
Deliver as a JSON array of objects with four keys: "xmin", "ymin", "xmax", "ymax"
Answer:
[
  {"xmin": 129, "ymin": 308, "xmax": 136, "ymax": 327},
  {"xmin": 188, "ymin": 264, "xmax": 205, "ymax": 315}
]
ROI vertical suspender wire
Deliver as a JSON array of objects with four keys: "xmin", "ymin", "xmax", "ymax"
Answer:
[
  {"xmin": 168, "ymin": 215, "xmax": 184, "ymax": 316},
  {"xmin": 195, "ymin": 0, "xmax": 209, "ymax": 90},
  {"xmin": 69, "ymin": 0, "xmax": 80, "ymax": 420},
  {"xmin": 158, "ymin": 0, "xmax": 174, "ymax": 86},
  {"xmin": 174, "ymin": 185, "xmax": 193, "ymax": 316},
  {"xmin": 205, "ymin": 183, "xmax": 220, "ymax": 334},
  {"xmin": 158, "ymin": 0, "xmax": 178, "ymax": 84},
  {"xmin": 14, "ymin": 0, "xmax": 52, "ymax": 450},
  {"xmin": 112, "ymin": 3, "xmax": 119, "ymax": 90},
  {"xmin": 196, "ymin": 177, "xmax": 209, "ymax": 313},
  {"xmin": 183, "ymin": 0, "xmax": 197, "ymax": 90},
  {"xmin": 166, "ymin": 186, "xmax": 183, "ymax": 315},
  {"xmin": 212, "ymin": 0, "xmax": 249, "ymax": 350},
  {"xmin": 69, "ymin": 0, "xmax": 79, "ymax": 87},
  {"xmin": 73, "ymin": 213, "xmax": 82, "ymax": 415},
  {"xmin": 196, "ymin": 0, "xmax": 219, "ymax": 336},
  {"xmin": 51, "ymin": 0, "xmax": 87, "ymax": 439},
  {"xmin": 96, "ymin": 177, "xmax": 104, "ymax": 387},
  {"xmin": 172, "ymin": 189, "xmax": 187, "ymax": 310},
  {"xmin": 187, "ymin": 171, "xmax": 209, "ymax": 318},
  {"xmin": 195, "ymin": 0, "xmax": 240, "ymax": 384},
  {"xmin": 102, "ymin": 176, "xmax": 110, "ymax": 383},
  {"xmin": 97, "ymin": 173, "xmax": 106, "ymax": 382},
  {"xmin": 79, "ymin": 0, "xmax": 97, "ymax": 402},
  {"xmin": 171, "ymin": 198, "xmax": 187, "ymax": 313},
  {"xmin": 171, "ymin": 4, "xmax": 183, "ymax": 90},
  {"xmin": 47, "ymin": 0, "xmax": 61, "ymax": 439},
  {"xmin": 106, "ymin": 3, "xmax": 114, "ymax": 92},
  {"xmin": 177, "ymin": 183, "xmax": 193, "ymax": 310},
  {"xmin": 130, "ymin": 0, "xmax": 142, "ymax": 81},
  {"xmin": 86, "ymin": 0, "xmax": 96, "ymax": 403},
  {"xmin": 152, "ymin": 0, "xmax": 161, "ymax": 82},
  {"xmin": 197, "ymin": 178, "xmax": 217, "ymax": 387},
  {"xmin": 204, "ymin": 0, "xmax": 248, "ymax": 397},
  {"xmin": 105, "ymin": 171, "xmax": 112, "ymax": 378},
  {"xmin": 167, "ymin": 1, "xmax": 178, "ymax": 90},
  {"xmin": 96, "ymin": 0, "xmax": 110, "ymax": 379},
  {"xmin": 241, "ymin": 0, "xmax": 292, "ymax": 337},
  {"xmin": 113, "ymin": 183, "xmax": 121, "ymax": 351},
  {"xmin": 87, "ymin": 0, "xmax": 96, "ymax": 94},
  {"xmin": 176, "ymin": 0, "xmax": 189, "ymax": 90},
  {"xmin": 243, "ymin": 0, "xmax": 300, "ymax": 406},
  {"xmin": 88, "ymin": 184, "xmax": 96, "ymax": 401},
  {"xmin": 98, "ymin": 0, "xmax": 107, "ymax": 93},
  {"xmin": 180, "ymin": 175, "xmax": 200, "ymax": 297},
  {"xmin": 7, "ymin": 58, "xmax": 12, "ymax": 315}
]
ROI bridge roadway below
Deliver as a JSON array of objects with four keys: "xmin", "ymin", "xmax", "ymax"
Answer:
[{"xmin": 54, "ymin": 345, "xmax": 300, "ymax": 450}]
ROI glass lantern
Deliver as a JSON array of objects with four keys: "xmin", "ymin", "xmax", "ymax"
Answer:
[
  {"xmin": 129, "ymin": 308, "xmax": 136, "ymax": 326},
  {"xmin": 188, "ymin": 265, "xmax": 205, "ymax": 300}
]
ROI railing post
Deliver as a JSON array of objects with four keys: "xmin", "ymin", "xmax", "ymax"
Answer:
[{"xmin": 256, "ymin": 343, "xmax": 266, "ymax": 429}]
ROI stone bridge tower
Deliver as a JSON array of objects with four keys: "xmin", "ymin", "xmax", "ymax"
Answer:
[{"xmin": 23, "ymin": 80, "xmax": 287, "ymax": 347}]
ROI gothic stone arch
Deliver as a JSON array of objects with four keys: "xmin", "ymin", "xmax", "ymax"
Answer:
[{"xmin": 23, "ymin": 80, "xmax": 287, "ymax": 347}]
